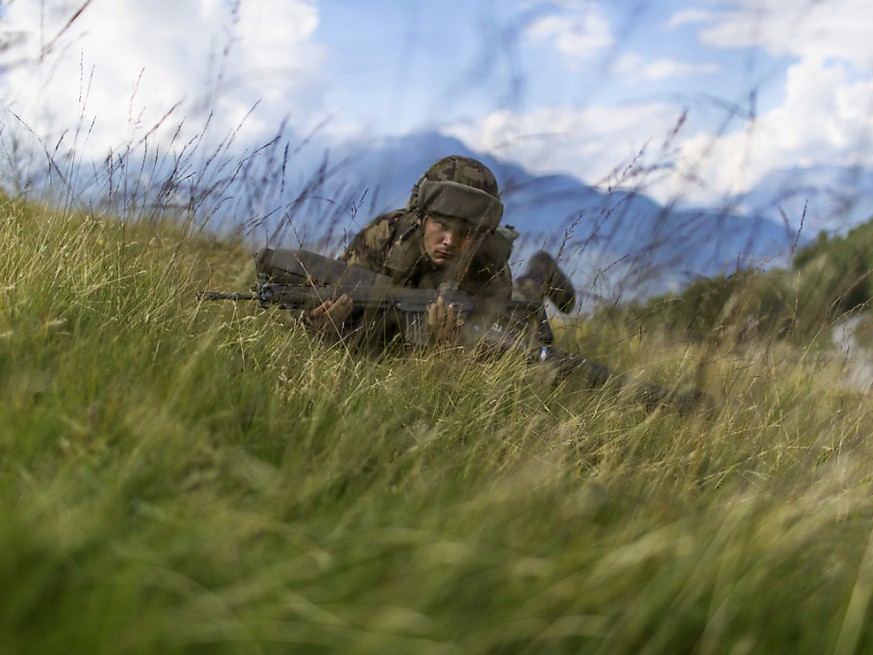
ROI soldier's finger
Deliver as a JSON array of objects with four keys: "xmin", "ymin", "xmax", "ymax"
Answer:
[
  {"xmin": 309, "ymin": 299, "xmax": 333, "ymax": 319},
  {"xmin": 449, "ymin": 303, "xmax": 464, "ymax": 328},
  {"xmin": 329, "ymin": 295, "xmax": 353, "ymax": 322},
  {"xmin": 428, "ymin": 297, "xmax": 446, "ymax": 329},
  {"xmin": 445, "ymin": 302, "xmax": 456, "ymax": 327},
  {"xmin": 328, "ymin": 295, "xmax": 347, "ymax": 310}
]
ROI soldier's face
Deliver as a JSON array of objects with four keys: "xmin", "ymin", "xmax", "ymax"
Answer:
[{"xmin": 422, "ymin": 216, "xmax": 473, "ymax": 266}]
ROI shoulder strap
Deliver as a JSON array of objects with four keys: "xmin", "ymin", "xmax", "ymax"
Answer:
[{"xmin": 384, "ymin": 211, "xmax": 427, "ymax": 280}]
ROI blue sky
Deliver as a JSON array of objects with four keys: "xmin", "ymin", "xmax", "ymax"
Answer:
[
  {"xmin": 1, "ymin": 0, "xmax": 872, "ymax": 209},
  {"xmin": 317, "ymin": 0, "xmax": 784, "ymax": 129}
]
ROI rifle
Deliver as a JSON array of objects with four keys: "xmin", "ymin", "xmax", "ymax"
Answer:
[{"xmin": 197, "ymin": 248, "xmax": 707, "ymax": 414}]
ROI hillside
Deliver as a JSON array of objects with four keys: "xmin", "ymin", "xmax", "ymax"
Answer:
[
  {"xmin": 627, "ymin": 213, "xmax": 873, "ymax": 345},
  {"xmin": 4, "ymin": 196, "xmax": 873, "ymax": 654},
  {"xmin": 735, "ymin": 164, "xmax": 873, "ymax": 234}
]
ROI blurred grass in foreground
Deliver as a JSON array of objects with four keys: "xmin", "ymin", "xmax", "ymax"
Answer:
[{"xmin": 3, "ymin": 195, "xmax": 873, "ymax": 655}]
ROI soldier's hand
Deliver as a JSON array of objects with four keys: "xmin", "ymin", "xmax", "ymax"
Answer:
[
  {"xmin": 307, "ymin": 294, "xmax": 353, "ymax": 335},
  {"xmin": 427, "ymin": 295, "xmax": 464, "ymax": 344}
]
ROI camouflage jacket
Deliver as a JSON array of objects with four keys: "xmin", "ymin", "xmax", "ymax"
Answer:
[
  {"xmin": 334, "ymin": 208, "xmax": 515, "ymax": 350},
  {"xmin": 340, "ymin": 209, "xmax": 513, "ymax": 300}
]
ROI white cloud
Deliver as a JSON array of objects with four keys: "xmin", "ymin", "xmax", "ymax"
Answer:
[
  {"xmin": 659, "ymin": 1, "xmax": 873, "ymax": 205},
  {"xmin": 700, "ymin": 0, "xmax": 873, "ymax": 68},
  {"xmin": 445, "ymin": 55, "xmax": 873, "ymax": 209},
  {"xmin": 652, "ymin": 57, "xmax": 873, "ymax": 210},
  {"xmin": 476, "ymin": 1, "xmax": 873, "ymax": 209},
  {"xmin": 524, "ymin": 0, "xmax": 613, "ymax": 67},
  {"xmin": 665, "ymin": 9, "xmax": 715, "ymax": 30},
  {"xmin": 525, "ymin": 3, "xmax": 718, "ymax": 82},
  {"xmin": 615, "ymin": 54, "xmax": 719, "ymax": 82},
  {"xmin": 0, "ymin": 0, "xmax": 328, "ymax": 159},
  {"xmin": 443, "ymin": 103, "xmax": 686, "ymax": 190},
  {"xmin": 2, "ymin": 0, "xmax": 870, "ymax": 222},
  {"xmin": 639, "ymin": 59, "xmax": 719, "ymax": 82}
]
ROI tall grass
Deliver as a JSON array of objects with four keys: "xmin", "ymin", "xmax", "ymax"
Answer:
[
  {"xmin": 3, "ymin": 2, "xmax": 873, "ymax": 652},
  {"xmin": 3, "ymin": 193, "xmax": 873, "ymax": 654}
]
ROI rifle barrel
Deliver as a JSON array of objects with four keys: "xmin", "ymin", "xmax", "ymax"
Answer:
[{"xmin": 196, "ymin": 291, "xmax": 257, "ymax": 301}]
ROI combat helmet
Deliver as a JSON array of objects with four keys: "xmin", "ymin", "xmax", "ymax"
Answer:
[{"xmin": 408, "ymin": 155, "xmax": 503, "ymax": 231}]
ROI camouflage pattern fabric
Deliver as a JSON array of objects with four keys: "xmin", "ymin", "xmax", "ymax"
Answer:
[
  {"xmin": 340, "ymin": 208, "xmax": 512, "ymax": 300},
  {"xmin": 341, "ymin": 156, "xmax": 577, "ymax": 310},
  {"xmin": 341, "ymin": 155, "xmax": 511, "ymax": 300},
  {"xmin": 335, "ymin": 205, "xmax": 507, "ymax": 351},
  {"xmin": 407, "ymin": 155, "xmax": 501, "ymax": 211},
  {"xmin": 341, "ymin": 210, "xmax": 403, "ymax": 274},
  {"xmin": 333, "ymin": 155, "xmax": 580, "ymax": 349}
]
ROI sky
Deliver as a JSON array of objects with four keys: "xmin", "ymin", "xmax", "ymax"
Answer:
[{"xmin": 1, "ymin": 0, "xmax": 872, "ymax": 210}]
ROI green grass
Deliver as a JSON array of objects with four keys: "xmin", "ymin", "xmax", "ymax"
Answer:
[{"xmin": 4, "ymin": 196, "xmax": 873, "ymax": 654}]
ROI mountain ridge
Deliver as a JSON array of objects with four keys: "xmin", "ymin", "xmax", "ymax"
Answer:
[{"xmin": 313, "ymin": 130, "xmax": 807, "ymax": 301}]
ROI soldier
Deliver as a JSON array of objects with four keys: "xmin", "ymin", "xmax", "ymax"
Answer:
[{"xmin": 308, "ymin": 155, "xmax": 574, "ymax": 344}]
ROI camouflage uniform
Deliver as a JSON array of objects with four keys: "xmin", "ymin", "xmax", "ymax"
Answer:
[
  {"xmin": 331, "ymin": 155, "xmax": 576, "ymax": 349},
  {"xmin": 331, "ymin": 155, "xmax": 515, "ymax": 349},
  {"xmin": 340, "ymin": 155, "xmax": 514, "ymax": 300}
]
